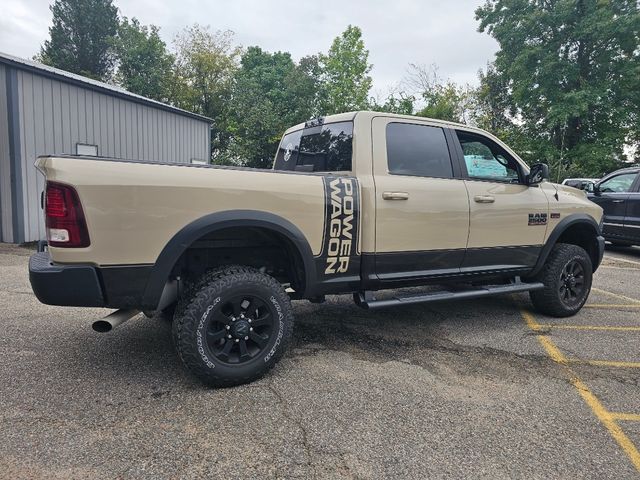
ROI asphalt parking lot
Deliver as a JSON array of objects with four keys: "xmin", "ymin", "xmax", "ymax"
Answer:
[{"xmin": 1, "ymin": 244, "xmax": 639, "ymax": 479}]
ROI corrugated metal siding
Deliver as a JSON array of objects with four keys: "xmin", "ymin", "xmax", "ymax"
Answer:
[
  {"xmin": 0, "ymin": 64, "xmax": 13, "ymax": 242},
  {"xmin": 10, "ymin": 68, "xmax": 210, "ymax": 242}
]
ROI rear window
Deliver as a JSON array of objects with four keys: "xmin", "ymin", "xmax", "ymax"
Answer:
[
  {"xmin": 386, "ymin": 123, "xmax": 452, "ymax": 178},
  {"xmin": 274, "ymin": 121, "xmax": 353, "ymax": 172}
]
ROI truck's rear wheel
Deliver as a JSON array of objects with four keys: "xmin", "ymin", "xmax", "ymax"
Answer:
[
  {"xmin": 172, "ymin": 266, "xmax": 293, "ymax": 387},
  {"xmin": 529, "ymin": 243, "xmax": 592, "ymax": 317}
]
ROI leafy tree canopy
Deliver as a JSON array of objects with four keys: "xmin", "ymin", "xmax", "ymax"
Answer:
[
  {"xmin": 476, "ymin": 0, "xmax": 640, "ymax": 178},
  {"xmin": 319, "ymin": 25, "xmax": 373, "ymax": 115},
  {"xmin": 224, "ymin": 47, "xmax": 319, "ymax": 167},
  {"xmin": 171, "ymin": 25, "xmax": 241, "ymax": 157},
  {"xmin": 39, "ymin": 0, "xmax": 118, "ymax": 81},
  {"xmin": 115, "ymin": 17, "xmax": 175, "ymax": 102}
]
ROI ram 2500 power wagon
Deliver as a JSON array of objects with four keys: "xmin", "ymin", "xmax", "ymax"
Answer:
[{"xmin": 29, "ymin": 111, "xmax": 605, "ymax": 387}]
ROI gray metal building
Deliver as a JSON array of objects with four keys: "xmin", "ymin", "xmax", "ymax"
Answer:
[{"xmin": 0, "ymin": 52, "xmax": 212, "ymax": 243}]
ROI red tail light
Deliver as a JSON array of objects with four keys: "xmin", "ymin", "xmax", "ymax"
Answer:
[{"xmin": 45, "ymin": 182, "xmax": 90, "ymax": 248}]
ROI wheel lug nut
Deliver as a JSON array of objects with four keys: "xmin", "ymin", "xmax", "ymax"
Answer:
[
  {"xmin": 235, "ymin": 338, "xmax": 239, "ymax": 342},
  {"xmin": 227, "ymin": 334, "xmax": 232, "ymax": 339},
  {"xmin": 249, "ymin": 327, "xmax": 253, "ymax": 332},
  {"xmin": 244, "ymin": 336, "xmax": 249, "ymax": 340},
  {"xmin": 248, "ymin": 319, "xmax": 252, "ymax": 323},
  {"xmin": 226, "ymin": 325, "xmax": 230, "ymax": 330}
]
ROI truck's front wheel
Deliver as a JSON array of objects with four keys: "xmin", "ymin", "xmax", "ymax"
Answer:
[
  {"xmin": 529, "ymin": 243, "xmax": 593, "ymax": 317},
  {"xmin": 172, "ymin": 266, "xmax": 293, "ymax": 387}
]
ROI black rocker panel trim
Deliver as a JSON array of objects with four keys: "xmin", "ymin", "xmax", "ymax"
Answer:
[
  {"xmin": 363, "ymin": 245, "xmax": 542, "ymax": 289},
  {"xmin": 462, "ymin": 245, "xmax": 541, "ymax": 269},
  {"xmin": 374, "ymin": 249, "xmax": 465, "ymax": 280}
]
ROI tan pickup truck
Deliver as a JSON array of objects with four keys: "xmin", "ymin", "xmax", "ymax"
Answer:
[{"xmin": 29, "ymin": 111, "xmax": 604, "ymax": 387}]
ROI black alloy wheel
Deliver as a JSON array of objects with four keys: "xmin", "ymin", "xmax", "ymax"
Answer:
[
  {"xmin": 204, "ymin": 295, "xmax": 274, "ymax": 365},
  {"xmin": 558, "ymin": 259, "xmax": 585, "ymax": 306}
]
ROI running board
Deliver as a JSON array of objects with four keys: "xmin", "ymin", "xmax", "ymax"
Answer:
[{"xmin": 354, "ymin": 280, "xmax": 544, "ymax": 310}]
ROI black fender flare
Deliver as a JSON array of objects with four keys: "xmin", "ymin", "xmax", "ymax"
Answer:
[
  {"xmin": 530, "ymin": 213, "xmax": 603, "ymax": 276},
  {"xmin": 141, "ymin": 210, "xmax": 317, "ymax": 308}
]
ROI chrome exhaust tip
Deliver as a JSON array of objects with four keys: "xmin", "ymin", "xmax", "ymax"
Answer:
[{"xmin": 92, "ymin": 309, "xmax": 140, "ymax": 333}]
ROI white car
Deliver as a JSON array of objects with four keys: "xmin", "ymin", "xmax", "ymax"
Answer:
[{"xmin": 562, "ymin": 178, "xmax": 599, "ymax": 192}]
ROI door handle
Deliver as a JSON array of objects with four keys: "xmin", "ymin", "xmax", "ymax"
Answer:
[
  {"xmin": 612, "ymin": 199, "xmax": 625, "ymax": 203},
  {"xmin": 474, "ymin": 195, "xmax": 495, "ymax": 204},
  {"xmin": 382, "ymin": 191, "xmax": 409, "ymax": 200}
]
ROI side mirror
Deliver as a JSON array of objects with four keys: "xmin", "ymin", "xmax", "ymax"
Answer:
[
  {"xmin": 592, "ymin": 183, "xmax": 602, "ymax": 196},
  {"xmin": 528, "ymin": 163, "xmax": 549, "ymax": 185}
]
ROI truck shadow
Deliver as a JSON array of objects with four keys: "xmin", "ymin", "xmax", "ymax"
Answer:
[{"xmin": 53, "ymin": 293, "xmax": 543, "ymax": 388}]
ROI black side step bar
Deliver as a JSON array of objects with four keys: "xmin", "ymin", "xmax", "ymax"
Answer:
[{"xmin": 354, "ymin": 279, "xmax": 544, "ymax": 310}]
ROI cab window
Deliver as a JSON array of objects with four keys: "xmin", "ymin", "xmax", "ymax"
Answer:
[
  {"xmin": 598, "ymin": 173, "xmax": 637, "ymax": 193},
  {"xmin": 456, "ymin": 131, "xmax": 521, "ymax": 183},
  {"xmin": 274, "ymin": 122, "xmax": 353, "ymax": 172},
  {"xmin": 386, "ymin": 123, "xmax": 453, "ymax": 178}
]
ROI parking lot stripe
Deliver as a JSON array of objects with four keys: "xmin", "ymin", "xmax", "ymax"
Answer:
[
  {"xmin": 573, "ymin": 360, "xmax": 640, "ymax": 369},
  {"xmin": 611, "ymin": 413, "xmax": 640, "ymax": 422},
  {"xmin": 584, "ymin": 304, "xmax": 640, "ymax": 309},
  {"xmin": 570, "ymin": 377, "xmax": 640, "ymax": 472},
  {"xmin": 603, "ymin": 255, "xmax": 640, "ymax": 267},
  {"xmin": 599, "ymin": 266, "xmax": 640, "ymax": 271},
  {"xmin": 537, "ymin": 324, "xmax": 640, "ymax": 331},
  {"xmin": 592, "ymin": 288, "xmax": 640, "ymax": 304},
  {"xmin": 520, "ymin": 309, "xmax": 640, "ymax": 472}
]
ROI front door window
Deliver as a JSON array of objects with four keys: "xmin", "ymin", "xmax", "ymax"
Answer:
[{"xmin": 456, "ymin": 131, "xmax": 521, "ymax": 183}]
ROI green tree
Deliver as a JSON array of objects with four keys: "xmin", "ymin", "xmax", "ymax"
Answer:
[
  {"xmin": 318, "ymin": 25, "xmax": 372, "ymax": 114},
  {"xmin": 407, "ymin": 65, "xmax": 474, "ymax": 123},
  {"xmin": 476, "ymin": 0, "xmax": 640, "ymax": 179},
  {"xmin": 473, "ymin": 63, "xmax": 513, "ymax": 133},
  {"xmin": 39, "ymin": 0, "xmax": 119, "ymax": 80},
  {"xmin": 370, "ymin": 91, "xmax": 415, "ymax": 115},
  {"xmin": 115, "ymin": 18, "xmax": 175, "ymax": 102},
  {"xmin": 225, "ymin": 47, "xmax": 319, "ymax": 168},
  {"xmin": 171, "ymin": 25, "xmax": 241, "ymax": 159}
]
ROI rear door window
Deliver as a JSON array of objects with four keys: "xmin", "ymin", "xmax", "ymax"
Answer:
[
  {"xmin": 385, "ymin": 123, "xmax": 453, "ymax": 178},
  {"xmin": 274, "ymin": 122, "xmax": 353, "ymax": 172}
]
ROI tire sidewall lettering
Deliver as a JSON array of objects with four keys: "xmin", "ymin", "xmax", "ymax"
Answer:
[
  {"xmin": 264, "ymin": 295, "xmax": 285, "ymax": 363},
  {"xmin": 196, "ymin": 297, "xmax": 221, "ymax": 369}
]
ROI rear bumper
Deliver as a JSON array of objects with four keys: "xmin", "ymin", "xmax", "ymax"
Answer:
[{"xmin": 29, "ymin": 252, "xmax": 105, "ymax": 307}]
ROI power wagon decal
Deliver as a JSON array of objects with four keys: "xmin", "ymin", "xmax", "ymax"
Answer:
[{"xmin": 316, "ymin": 176, "xmax": 361, "ymax": 283}]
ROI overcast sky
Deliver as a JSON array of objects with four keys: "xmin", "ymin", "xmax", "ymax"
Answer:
[{"xmin": 1, "ymin": 0, "xmax": 498, "ymax": 94}]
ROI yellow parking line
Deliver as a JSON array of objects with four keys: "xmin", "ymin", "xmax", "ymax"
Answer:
[
  {"xmin": 611, "ymin": 413, "xmax": 640, "ymax": 422},
  {"xmin": 573, "ymin": 360, "xmax": 640, "ymax": 369},
  {"xmin": 537, "ymin": 324, "xmax": 640, "ymax": 332},
  {"xmin": 603, "ymin": 255, "xmax": 640, "ymax": 267},
  {"xmin": 592, "ymin": 288, "xmax": 640, "ymax": 304},
  {"xmin": 584, "ymin": 304, "xmax": 640, "ymax": 308},
  {"xmin": 599, "ymin": 265, "xmax": 640, "ymax": 271},
  {"xmin": 520, "ymin": 309, "xmax": 640, "ymax": 472},
  {"xmin": 570, "ymin": 377, "xmax": 640, "ymax": 472}
]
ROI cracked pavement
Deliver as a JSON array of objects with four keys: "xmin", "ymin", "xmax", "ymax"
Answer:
[{"xmin": 1, "ymin": 244, "xmax": 639, "ymax": 479}]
